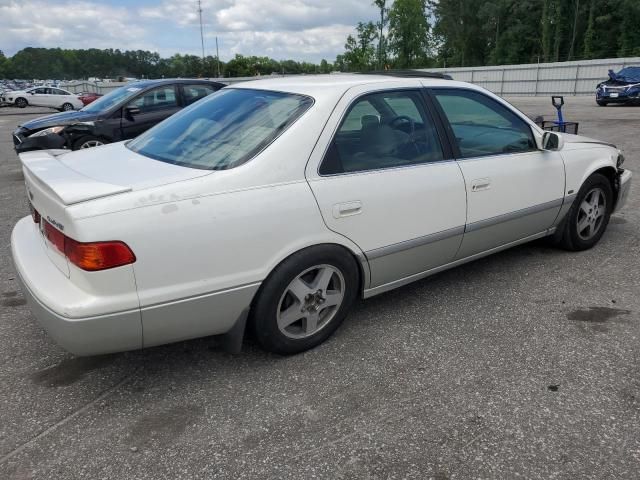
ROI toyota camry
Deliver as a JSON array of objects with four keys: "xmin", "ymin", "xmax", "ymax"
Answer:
[{"xmin": 11, "ymin": 73, "xmax": 632, "ymax": 356}]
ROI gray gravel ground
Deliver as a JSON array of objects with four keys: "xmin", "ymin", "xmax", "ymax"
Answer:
[{"xmin": 0, "ymin": 98, "xmax": 638, "ymax": 479}]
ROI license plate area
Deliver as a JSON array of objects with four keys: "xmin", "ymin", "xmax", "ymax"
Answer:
[{"xmin": 29, "ymin": 201, "xmax": 71, "ymax": 277}]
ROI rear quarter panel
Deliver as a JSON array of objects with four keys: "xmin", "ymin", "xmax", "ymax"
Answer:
[{"xmin": 71, "ymin": 181, "xmax": 364, "ymax": 309}]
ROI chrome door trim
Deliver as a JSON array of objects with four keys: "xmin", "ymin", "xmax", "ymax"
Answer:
[
  {"xmin": 363, "ymin": 229, "xmax": 555, "ymax": 298},
  {"xmin": 365, "ymin": 225, "xmax": 465, "ymax": 260},
  {"xmin": 465, "ymin": 197, "xmax": 564, "ymax": 233}
]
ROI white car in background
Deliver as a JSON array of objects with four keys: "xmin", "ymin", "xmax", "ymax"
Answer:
[
  {"xmin": 11, "ymin": 73, "xmax": 632, "ymax": 357},
  {"xmin": 2, "ymin": 86, "xmax": 83, "ymax": 111}
]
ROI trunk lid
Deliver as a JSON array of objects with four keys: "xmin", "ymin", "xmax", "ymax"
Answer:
[
  {"xmin": 19, "ymin": 141, "xmax": 211, "ymax": 206},
  {"xmin": 20, "ymin": 142, "xmax": 210, "ymax": 277}
]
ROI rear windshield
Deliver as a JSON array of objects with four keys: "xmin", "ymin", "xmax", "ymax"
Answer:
[
  {"xmin": 81, "ymin": 84, "xmax": 143, "ymax": 113},
  {"xmin": 127, "ymin": 88, "xmax": 314, "ymax": 170}
]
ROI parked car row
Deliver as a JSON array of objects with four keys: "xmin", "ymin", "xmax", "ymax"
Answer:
[
  {"xmin": 12, "ymin": 79, "xmax": 223, "ymax": 151},
  {"xmin": 10, "ymin": 73, "xmax": 632, "ymax": 357}
]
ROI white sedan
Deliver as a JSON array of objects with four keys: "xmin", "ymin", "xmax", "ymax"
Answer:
[
  {"xmin": 3, "ymin": 86, "xmax": 83, "ymax": 111},
  {"xmin": 11, "ymin": 74, "xmax": 632, "ymax": 356}
]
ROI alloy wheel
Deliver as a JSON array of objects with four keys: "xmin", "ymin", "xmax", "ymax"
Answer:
[
  {"xmin": 276, "ymin": 264, "xmax": 345, "ymax": 339},
  {"xmin": 80, "ymin": 140, "xmax": 104, "ymax": 149},
  {"xmin": 577, "ymin": 187, "xmax": 606, "ymax": 241}
]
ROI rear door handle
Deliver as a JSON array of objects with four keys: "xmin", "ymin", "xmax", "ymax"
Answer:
[
  {"xmin": 471, "ymin": 178, "xmax": 491, "ymax": 192},
  {"xmin": 333, "ymin": 201, "xmax": 362, "ymax": 218}
]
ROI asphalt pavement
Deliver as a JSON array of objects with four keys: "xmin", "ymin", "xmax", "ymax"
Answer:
[{"xmin": 0, "ymin": 98, "xmax": 638, "ymax": 479}]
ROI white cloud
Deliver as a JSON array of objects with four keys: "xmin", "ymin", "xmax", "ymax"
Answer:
[
  {"xmin": 0, "ymin": 1, "xmax": 151, "ymax": 54},
  {"xmin": 212, "ymin": 25, "xmax": 355, "ymax": 60},
  {"xmin": 138, "ymin": 0, "xmax": 376, "ymax": 61},
  {"xmin": 1, "ymin": 0, "xmax": 380, "ymax": 62}
]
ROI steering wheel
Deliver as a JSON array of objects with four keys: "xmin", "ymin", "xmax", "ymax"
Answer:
[
  {"xmin": 389, "ymin": 115, "xmax": 415, "ymax": 136},
  {"xmin": 389, "ymin": 115, "xmax": 420, "ymax": 157}
]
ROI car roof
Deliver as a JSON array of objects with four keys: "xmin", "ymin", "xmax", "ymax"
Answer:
[
  {"xmin": 230, "ymin": 73, "xmax": 471, "ymax": 101},
  {"xmin": 128, "ymin": 78, "xmax": 224, "ymax": 89}
]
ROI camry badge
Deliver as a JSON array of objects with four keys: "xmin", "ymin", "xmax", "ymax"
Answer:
[{"xmin": 46, "ymin": 216, "xmax": 65, "ymax": 231}]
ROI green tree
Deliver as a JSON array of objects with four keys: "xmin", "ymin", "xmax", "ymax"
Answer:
[
  {"xmin": 388, "ymin": 0, "xmax": 431, "ymax": 68},
  {"xmin": 618, "ymin": 0, "xmax": 640, "ymax": 56},
  {"xmin": 342, "ymin": 21, "xmax": 378, "ymax": 71},
  {"xmin": 0, "ymin": 50, "xmax": 9, "ymax": 78},
  {"xmin": 431, "ymin": 0, "xmax": 486, "ymax": 67}
]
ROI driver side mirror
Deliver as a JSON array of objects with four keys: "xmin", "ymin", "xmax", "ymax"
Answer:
[
  {"xmin": 125, "ymin": 106, "xmax": 141, "ymax": 119},
  {"xmin": 542, "ymin": 131, "xmax": 564, "ymax": 151}
]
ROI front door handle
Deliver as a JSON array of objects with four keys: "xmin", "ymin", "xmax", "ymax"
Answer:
[
  {"xmin": 471, "ymin": 178, "xmax": 491, "ymax": 192},
  {"xmin": 333, "ymin": 201, "xmax": 362, "ymax": 218}
]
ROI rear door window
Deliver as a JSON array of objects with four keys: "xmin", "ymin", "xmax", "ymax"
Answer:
[
  {"xmin": 319, "ymin": 90, "xmax": 444, "ymax": 175},
  {"xmin": 183, "ymin": 84, "xmax": 216, "ymax": 106},
  {"xmin": 128, "ymin": 86, "xmax": 178, "ymax": 113}
]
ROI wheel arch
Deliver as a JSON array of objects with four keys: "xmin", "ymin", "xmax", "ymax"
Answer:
[
  {"xmin": 255, "ymin": 242, "xmax": 370, "ymax": 307},
  {"xmin": 565, "ymin": 146, "xmax": 618, "ymax": 200},
  {"xmin": 588, "ymin": 165, "xmax": 618, "ymax": 205}
]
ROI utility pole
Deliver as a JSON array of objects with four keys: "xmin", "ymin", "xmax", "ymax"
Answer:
[
  {"xmin": 373, "ymin": 0, "xmax": 386, "ymax": 70},
  {"xmin": 198, "ymin": 0, "xmax": 205, "ymax": 63},
  {"xmin": 216, "ymin": 36, "xmax": 221, "ymax": 78}
]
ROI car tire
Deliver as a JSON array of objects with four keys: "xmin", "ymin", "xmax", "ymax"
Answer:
[
  {"xmin": 15, "ymin": 97, "xmax": 27, "ymax": 108},
  {"xmin": 250, "ymin": 245, "xmax": 359, "ymax": 355},
  {"xmin": 61, "ymin": 102, "xmax": 74, "ymax": 111},
  {"xmin": 558, "ymin": 173, "xmax": 613, "ymax": 251},
  {"xmin": 73, "ymin": 136, "xmax": 106, "ymax": 150},
  {"xmin": 596, "ymin": 100, "xmax": 608, "ymax": 106}
]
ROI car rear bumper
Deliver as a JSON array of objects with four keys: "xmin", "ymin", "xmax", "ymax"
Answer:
[
  {"xmin": 11, "ymin": 216, "xmax": 260, "ymax": 356},
  {"xmin": 11, "ymin": 217, "xmax": 143, "ymax": 356}
]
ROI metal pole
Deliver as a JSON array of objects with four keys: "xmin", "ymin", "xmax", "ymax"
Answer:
[
  {"xmin": 216, "ymin": 36, "xmax": 221, "ymax": 78},
  {"xmin": 198, "ymin": 0, "xmax": 205, "ymax": 63},
  {"xmin": 573, "ymin": 64, "xmax": 580, "ymax": 96}
]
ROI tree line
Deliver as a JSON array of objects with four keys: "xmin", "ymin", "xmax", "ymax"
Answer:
[
  {"xmin": 1, "ymin": 0, "xmax": 639, "ymax": 80},
  {"xmin": 0, "ymin": 48, "xmax": 332, "ymax": 80},
  {"xmin": 343, "ymin": 0, "xmax": 640, "ymax": 70}
]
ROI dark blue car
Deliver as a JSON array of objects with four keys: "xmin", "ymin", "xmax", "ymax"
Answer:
[{"xmin": 596, "ymin": 67, "xmax": 640, "ymax": 106}]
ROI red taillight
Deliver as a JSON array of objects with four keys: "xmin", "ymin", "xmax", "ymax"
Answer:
[
  {"xmin": 42, "ymin": 219, "xmax": 135, "ymax": 271},
  {"xmin": 31, "ymin": 206, "xmax": 41, "ymax": 224},
  {"xmin": 65, "ymin": 238, "xmax": 136, "ymax": 271},
  {"xmin": 43, "ymin": 220, "xmax": 66, "ymax": 253}
]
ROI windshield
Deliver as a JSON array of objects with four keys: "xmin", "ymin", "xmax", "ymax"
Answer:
[
  {"xmin": 127, "ymin": 88, "xmax": 314, "ymax": 170},
  {"xmin": 81, "ymin": 84, "xmax": 144, "ymax": 113}
]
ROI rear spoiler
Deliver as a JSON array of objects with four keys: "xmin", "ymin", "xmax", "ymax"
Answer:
[{"xmin": 19, "ymin": 149, "xmax": 132, "ymax": 205}]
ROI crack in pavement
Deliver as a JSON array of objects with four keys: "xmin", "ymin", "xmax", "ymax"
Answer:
[{"xmin": 0, "ymin": 370, "xmax": 139, "ymax": 465}]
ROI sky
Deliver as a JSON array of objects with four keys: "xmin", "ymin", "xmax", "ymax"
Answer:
[{"xmin": 0, "ymin": 0, "xmax": 379, "ymax": 62}]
